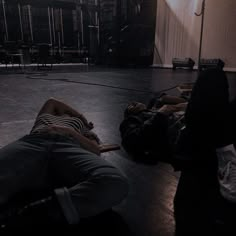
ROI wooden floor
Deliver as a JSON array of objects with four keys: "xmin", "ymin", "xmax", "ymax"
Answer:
[{"xmin": 0, "ymin": 65, "xmax": 235, "ymax": 235}]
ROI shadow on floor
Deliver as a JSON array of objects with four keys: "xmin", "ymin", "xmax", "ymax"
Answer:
[{"xmin": 1, "ymin": 210, "xmax": 132, "ymax": 236}]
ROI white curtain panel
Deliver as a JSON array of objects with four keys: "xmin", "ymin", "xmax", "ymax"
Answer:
[{"xmin": 153, "ymin": 0, "xmax": 236, "ymax": 70}]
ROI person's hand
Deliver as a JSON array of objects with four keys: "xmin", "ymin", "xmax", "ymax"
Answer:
[
  {"xmin": 84, "ymin": 131, "xmax": 100, "ymax": 144},
  {"xmin": 87, "ymin": 122, "xmax": 94, "ymax": 129}
]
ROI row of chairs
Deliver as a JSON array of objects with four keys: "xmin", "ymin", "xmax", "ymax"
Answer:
[{"xmin": 0, "ymin": 42, "xmax": 54, "ymax": 69}]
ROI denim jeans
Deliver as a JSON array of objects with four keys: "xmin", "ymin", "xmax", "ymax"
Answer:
[{"xmin": 0, "ymin": 133, "xmax": 128, "ymax": 224}]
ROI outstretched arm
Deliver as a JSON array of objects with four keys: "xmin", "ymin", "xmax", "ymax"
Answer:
[
  {"xmin": 37, "ymin": 98, "xmax": 93, "ymax": 129},
  {"xmin": 46, "ymin": 125, "xmax": 100, "ymax": 155}
]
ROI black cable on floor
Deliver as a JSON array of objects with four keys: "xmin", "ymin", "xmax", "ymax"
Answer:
[{"xmin": 26, "ymin": 75, "xmax": 179, "ymax": 95}]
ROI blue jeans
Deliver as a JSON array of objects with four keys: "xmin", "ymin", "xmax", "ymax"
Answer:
[{"xmin": 0, "ymin": 133, "xmax": 128, "ymax": 224}]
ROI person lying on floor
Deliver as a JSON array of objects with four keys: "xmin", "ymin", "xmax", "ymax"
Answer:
[
  {"xmin": 0, "ymin": 97, "xmax": 128, "ymax": 227},
  {"xmin": 119, "ymin": 94, "xmax": 188, "ymax": 163}
]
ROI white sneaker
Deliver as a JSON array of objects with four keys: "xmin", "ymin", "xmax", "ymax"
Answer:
[{"xmin": 216, "ymin": 144, "xmax": 236, "ymax": 203}]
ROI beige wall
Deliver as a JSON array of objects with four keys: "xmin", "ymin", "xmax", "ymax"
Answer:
[{"xmin": 153, "ymin": 0, "xmax": 236, "ymax": 70}]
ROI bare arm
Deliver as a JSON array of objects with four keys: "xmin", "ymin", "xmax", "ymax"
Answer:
[
  {"xmin": 37, "ymin": 98, "xmax": 57, "ymax": 116},
  {"xmin": 45, "ymin": 125, "xmax": 119, "ymax": 154},
  {"xmin": 71, "ymin": 131, "xmax": 101, "ymax": 155},
  {"xmin": 159, "ymin": 95, "xmax": 187, "ymax": 105},
  {"xmin": 37, "ymin": 98, "xmax": 93, "ymax": 129},
  {"xmin": 47, "ymin": 125, "xmax": 100, "ymax": 155},
  {"xmin": 157, "ymin": 103, "xmax": 188, "ymax": 116}
]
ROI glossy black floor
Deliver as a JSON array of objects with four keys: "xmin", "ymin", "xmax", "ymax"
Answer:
[{"xmin": 0, "ymin": 65, "xmax": 235, "ymax": 235}]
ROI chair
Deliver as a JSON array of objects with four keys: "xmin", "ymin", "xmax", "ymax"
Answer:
[
  {"xmin": 4, "ymin": 41, "xmax": 24, "ymax": 68},
  {"xmin": 37, "ymin": 44, "xmax": 53, "ymax": 69},
  {"xmin": 0, "ymin": 45, "xmax": 6, "ymax": 65}
]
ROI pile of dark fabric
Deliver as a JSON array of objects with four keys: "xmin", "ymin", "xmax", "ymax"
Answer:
[{"xmin": 119, "ymin": 109, "xmax": 173, "ymax": 164}]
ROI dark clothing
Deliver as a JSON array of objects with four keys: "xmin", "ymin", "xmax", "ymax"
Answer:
[
  {"xmin": 120, "ymin": 110, "xmax": 172, "ymax": 163},
  {"xmin": 172, "ymin": 69, "xmax": 233, "ymax": 171},
  {"xmin": 174, "ymin": 153, "xmax": 236, "ymax": 236},
  {"xmin": 183, "ymin": 69, "xmax": 230, "ymax": 152},
  {"xmin": 0, "ymin": 132, "xmax": 128, "ymax": 225},
  {"xmin": 174, "ymin": 69, "xmax": 236, "ymax": 235}
]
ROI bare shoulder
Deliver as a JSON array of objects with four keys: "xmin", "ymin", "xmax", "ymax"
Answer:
[{"xmin": 37, "ymin": 97, "xmax": 58, "ymax": 116}]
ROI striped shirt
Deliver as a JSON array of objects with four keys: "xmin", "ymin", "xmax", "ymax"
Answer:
[{"xmin": 31, "ymin": 113, "xmax": 90, "ymax": 135}]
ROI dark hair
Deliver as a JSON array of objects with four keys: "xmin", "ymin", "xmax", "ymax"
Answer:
[
  {"xmin": 124, "ymin": 102, "xmax": 146, "ymax": 118},
  {"xmin": 124, "ymin": 103, "xmax": 134, "ymax": 118}
]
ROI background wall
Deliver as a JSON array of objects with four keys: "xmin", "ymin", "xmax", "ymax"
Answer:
[{"xmin": 153, "ymin": 0, "xmax": 236, "ymax": 71}]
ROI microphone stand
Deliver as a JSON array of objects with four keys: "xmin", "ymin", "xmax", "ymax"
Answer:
[{"xmin": 195, "ymin": 0, "xmax": 206, "ymax": 72}]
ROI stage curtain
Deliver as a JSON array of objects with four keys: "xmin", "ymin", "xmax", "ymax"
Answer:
[{"xmin": 153, "ymin": 0, "xmax": 236, "ymax": 70}]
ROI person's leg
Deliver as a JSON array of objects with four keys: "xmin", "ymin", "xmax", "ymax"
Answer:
[
  {"xmin": 50, "ymin": 138, "xmax": 128, "ymax": 224},
  {"xmin": 0, "ymin": 135, "xmax": 51, "ymax": 209},
  {"xmin": 0, "ymin": 134, "xmax": 57, "ymax": 228}
]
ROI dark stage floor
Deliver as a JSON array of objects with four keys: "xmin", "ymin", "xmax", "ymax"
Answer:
[{"xmin": 0, "ymin": 65, "xmax": 235, "ymax": 235}]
